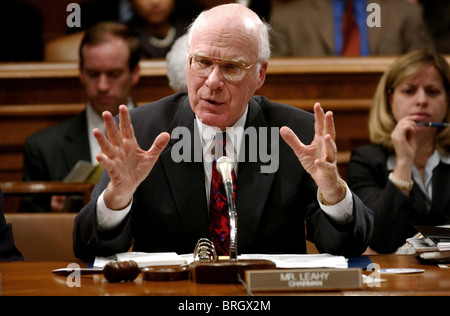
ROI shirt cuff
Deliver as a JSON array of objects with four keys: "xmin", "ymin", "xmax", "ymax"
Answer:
[
  {"xmin": 96, "ymin": 190, "xmax": 132, "ymax": 231},
  {"xmin": 317, "ymin": 182, "xmax": 354, "ymax": 225}
]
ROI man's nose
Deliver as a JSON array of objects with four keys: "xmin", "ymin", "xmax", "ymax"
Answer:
[
  {"xmin": 205, "ymin": 64, "xmax": 225, "ymax": 90},
  {"xmin": 97, "ymin": 74, "xmax": 110, "ymax": 91}
]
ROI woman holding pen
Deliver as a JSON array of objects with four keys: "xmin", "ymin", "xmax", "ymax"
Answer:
[{"xmin": 347, "ymin": 49, "xmax": 450, "ymax": 254}]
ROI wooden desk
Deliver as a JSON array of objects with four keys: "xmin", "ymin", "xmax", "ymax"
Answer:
[
  {"xmin": 1, "ymin": 57, "xmax": 449, "ymax": 186},
  {"xmin": 0, "ymin": 255, "xmax": 448, "ymax": 296}
]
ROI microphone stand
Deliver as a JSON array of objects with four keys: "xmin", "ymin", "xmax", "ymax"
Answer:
[
  {"xmin": 216, "ymin": 156, "xmax": 238, "ymax": 261},
  {"xmin": 189, "ymin": 156, "xmax": 276, "ymax": 283}
]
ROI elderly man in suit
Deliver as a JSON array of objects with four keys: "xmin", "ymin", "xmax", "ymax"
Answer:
[
  {"xmin": 270, "ymin": 0, "xmax": 434, "ymax": 56},
  {"xmin": 22, "ymin": 22, "xmax": 141, "ymax": 213},
  {"xmin": 73, "ymin": 4, "xmax": 373, "ymax": 261}
]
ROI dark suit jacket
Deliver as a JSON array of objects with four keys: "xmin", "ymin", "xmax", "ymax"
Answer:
[
  {"xmin": 0, "ymin": 189, "xmax": 24, "ymax": 261},
  {"xmin": 347, "ymin": 144, "xmax": 450, "ymax": 253},
  {"xmin": 73, "ymin": 92, "xmax": 373, "ymax": 261},
  {"xmin": 21, "ymin": 111, "xmax": 91, "ymax": 212},
  {"xmin": 270, "ymin": 0, "xmax": 433, "ymax": 56}
]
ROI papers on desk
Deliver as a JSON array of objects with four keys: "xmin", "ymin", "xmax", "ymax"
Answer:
[
  {"xmin": 437, "ymin": 240, "xmax": 450, "ymax": 252},
  {"xmin": 238, "ymin": 254, "xmax": 348, "ymax": 269},
  {"xmin": 93, "ymin": 252, "xmax": 187, "ymax": 268},
  {"xmin": 408, "ymin": 225, "xmax": 450, "ymax": 263},
  {"xmin": 93, "ymin": 252, "xmax": 348, "ymax": 269}
]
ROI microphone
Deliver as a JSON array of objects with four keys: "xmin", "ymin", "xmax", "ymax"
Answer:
[
  {"xmin": 216, "ymin": 156, "xmax": 238, "ymax": 261},
  {"xmin": 216, "ymin": 156, "xmax": 234, "ymax": 183}
]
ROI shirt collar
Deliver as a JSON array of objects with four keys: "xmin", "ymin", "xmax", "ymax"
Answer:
[
  {"xmin": 86, "ymin": 99, "xmax": 135, "ymax": 131},
  {"xmin": 387, "ymin": 149, "xmax": 450, "ymax": 171},
  {"xmin": 196, "ymin": 104, "xmax": 249, "ymax": 164}
]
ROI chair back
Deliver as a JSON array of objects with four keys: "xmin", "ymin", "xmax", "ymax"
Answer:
[
  {"xmin": 44, "ymin": 31, "xmax": 84, "ymax": 61},
  {"xmin": 4, "ymin": 213, "xmax": 77, "ymax": 261}
]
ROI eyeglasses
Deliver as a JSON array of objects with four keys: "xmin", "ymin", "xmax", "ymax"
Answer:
[{"xmin": 188, "ymin": 54, "xmax": 256, "ymax": 82}]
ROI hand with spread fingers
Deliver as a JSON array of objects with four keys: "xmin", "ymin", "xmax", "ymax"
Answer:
[
  {"xmin": 280, "ymin": 103, "xmax": 346, "ymax": 205},
  {"xmin": 93, "ymin": 105, "xmax": 171, "ymax": 210}
]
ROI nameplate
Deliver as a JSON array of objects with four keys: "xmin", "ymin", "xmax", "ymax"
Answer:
[{"xmin": 245, "ymin": 268, "xmax": 362, "ymax": 292}]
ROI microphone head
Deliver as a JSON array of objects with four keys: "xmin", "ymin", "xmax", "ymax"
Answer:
[{"xmin": 216, "ymin": 156, "xmax": 234, "ymax": 182}]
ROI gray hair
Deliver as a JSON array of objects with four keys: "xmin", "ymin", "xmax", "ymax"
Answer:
[
  {"xmin": 166, "ymin": 34, "xmax": 188, "ymax": 92},
  {"xmin": 186, "ymin": 4, "xmax": 271, "ymax": 63}
]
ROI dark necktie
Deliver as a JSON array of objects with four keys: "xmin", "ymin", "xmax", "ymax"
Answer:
[
  {"xmin": 341, "ymin": 0, "xmax": 360, "ymax": 56},
  {"xmin": 208, "ymin": 132, "xmax": 236, "ymax": 256}
]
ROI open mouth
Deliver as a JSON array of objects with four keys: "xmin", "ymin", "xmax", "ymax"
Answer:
[{"xmin": 203, "ymin": 99, "xmax": 223, "ymax": 106}]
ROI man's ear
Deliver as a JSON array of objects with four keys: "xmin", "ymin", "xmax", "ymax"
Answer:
[
  {"xmin": 130, "ymin": 65, "xmax": 140, "ymax": 86},
  {"xmin": 256, "ymin": 61, "xmax": 268, "ymax": 91},
  {"xmin": 79, "ymin": 63, "xmax": 85, "ymax": 86}
]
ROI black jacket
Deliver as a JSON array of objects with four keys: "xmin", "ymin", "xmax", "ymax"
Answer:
[{"xmin": 348, "ymin": 144, "xmax": 450, "ymax": 253}]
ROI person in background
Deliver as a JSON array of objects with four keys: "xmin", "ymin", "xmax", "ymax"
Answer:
[
  {"xmin": 166, "ymin": 34, "xmax": 188, "ymax": 92},
  {"xmin": 347, "ymin": 49, "xmax": 450, "ymax": 254},
  {"xmin": 270, "ymin": 0, "xmax": 434, "ymax": 57},
  {"xmin": 0, "ymin": 189, "xmax": 24, "ymax": 261},
  {"xmin": 22, "ymin": 22, "xmax": 141, "ymax": 213},
  {"xmin": 73, "ymin": 3, "xmax": 373, "ymax": 262},
  {"xmin": 128, "ymin": 0, "xmax": 205, "ymax": 58}
]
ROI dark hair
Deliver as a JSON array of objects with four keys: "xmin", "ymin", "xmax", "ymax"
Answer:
[{"xmin": 79, "ymin": 22, "xmax": 141, "ymax": 71}]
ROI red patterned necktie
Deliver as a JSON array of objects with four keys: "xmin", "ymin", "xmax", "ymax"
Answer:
[
  {"xmin": 208, "ymin": 132, "xmax": 236, "ymax": 256},
  {"xmin": 341, "ymin": 0, "xmax": 360, "ymax": 56}
]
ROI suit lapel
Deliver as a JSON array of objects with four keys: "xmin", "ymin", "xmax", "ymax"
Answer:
[
  {"xmin": 430, "ymin": 162, "xmax": 450, "ymax": 223},
  {"xmin": 62, "ymin": 111, "xmax": 91, "ymax": 172},
  {"xmin": 236, "ymin": 98, "xmax": 277, "ymax": 248},
  {"xmin": 159, "ymin": 99, "xmax": 209, "ymax": 241}
]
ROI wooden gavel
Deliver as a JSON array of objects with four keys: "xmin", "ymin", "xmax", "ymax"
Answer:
[
  {"xmin": 104, "ymin": 259, "xmax": 276, "ymax": 284},
  {"xmin": 52, "ymin": 260, "xmax": 189, "ymax": 283},
  {"xmin": 54, "ymin": 259, "xmax": 275, "ymax": 283},
  {"xmin": 104, "ymin": 260, "xmax": 190, "ymax": 283}
]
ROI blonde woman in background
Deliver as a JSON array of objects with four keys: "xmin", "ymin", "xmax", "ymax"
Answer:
[{"xmin": 347, "ymin": 49, "xmax": 450, "ymax": 254}]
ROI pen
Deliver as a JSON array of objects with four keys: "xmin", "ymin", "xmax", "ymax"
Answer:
[{"xmin": 416, "ymin": 122, "xmax": 450, "ymax": 128}]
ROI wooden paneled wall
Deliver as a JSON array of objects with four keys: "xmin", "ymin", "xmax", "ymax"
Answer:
[{"xmin": 1, "ymin": 57, "xmax": 417, "ymax": 183}]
